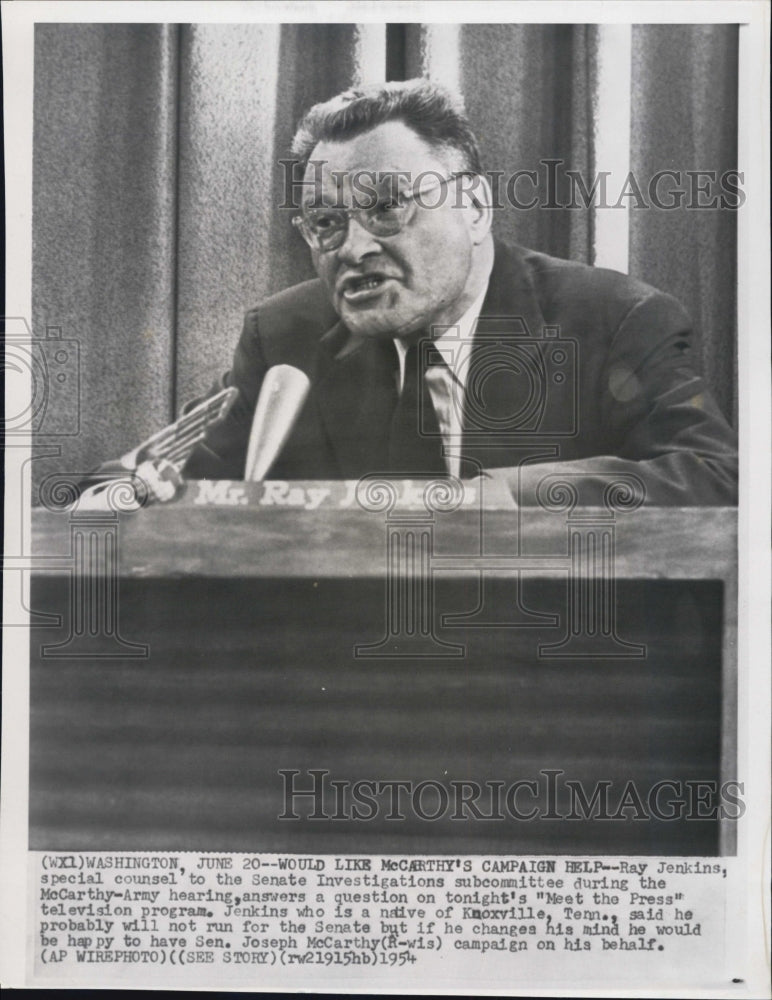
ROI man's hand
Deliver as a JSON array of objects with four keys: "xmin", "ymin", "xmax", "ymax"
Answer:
[
  {"xmin": 74, "ymin": 458, "xmax": 184, "ymax": 511},
  {"xmin": 73, "ymin": 386, "xmax": 239, "ymax": 510},
  {"xmin": 135, "ymin": 458, "xmax": 184, "ymax": 503}
]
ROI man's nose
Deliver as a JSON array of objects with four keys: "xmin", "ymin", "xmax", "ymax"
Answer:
[{"xmin": 336, "ymin": 215, "xmax": 382, "ymax": 265}]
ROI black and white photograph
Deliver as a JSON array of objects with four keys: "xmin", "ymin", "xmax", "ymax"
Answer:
[{"xmin": 1, "ymin": 1, "xmax": 769, "ymax": 994}]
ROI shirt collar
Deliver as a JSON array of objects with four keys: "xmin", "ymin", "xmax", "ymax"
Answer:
[{"xmin": 393, "ymin": 263, "xmax": 493, "ymax": 391}]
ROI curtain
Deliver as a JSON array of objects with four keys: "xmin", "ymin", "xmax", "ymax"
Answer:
[{"xmin": 32, "ymin": 22, "xmax": 739, "ymax": 482}]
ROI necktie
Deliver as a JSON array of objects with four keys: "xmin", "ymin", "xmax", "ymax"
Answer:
[{"xmin": 387, "ymin": 340, "xmax": 447, "ymax": 475}]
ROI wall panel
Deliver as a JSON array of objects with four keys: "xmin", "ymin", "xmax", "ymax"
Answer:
[
  {"xmin": 630, "ymin": 24, "xmax": 738, "ymax": 421},
  {"xmin": 174, "ymin": 24, "xmax": 380, "ymax": 406},
  {"xmin": 175, "ymin": 24, "xmax": 283, "ymax": 407},
  {"xmin": 33, "ymin": 23, "xmax": 179, "ymax": 480},
  {"xmin": 450, "ymin": 24, "xmax": 595, "ymax": 263}
]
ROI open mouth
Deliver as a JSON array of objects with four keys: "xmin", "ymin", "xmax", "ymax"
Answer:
[{"xmin": 340, "ymin": 274, "xmax": 392, "ymax": 303}]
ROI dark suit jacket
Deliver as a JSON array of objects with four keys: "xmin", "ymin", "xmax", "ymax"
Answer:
[{"xmin": 184, "ymin": 241, "xmax": 737, "ymax": 505}]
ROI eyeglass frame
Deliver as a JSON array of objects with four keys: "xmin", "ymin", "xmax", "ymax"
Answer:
[{"xmin": 291, "ymin": 171, "xmax": 472, "ymax": 253}]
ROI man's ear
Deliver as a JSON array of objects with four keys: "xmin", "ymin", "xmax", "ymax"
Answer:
[{"xmin": 461, "ymin": 174, "xmax": 493, "ymax": 245}]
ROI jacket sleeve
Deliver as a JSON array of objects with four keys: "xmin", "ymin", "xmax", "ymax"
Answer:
[
  {"xmin": 182, "ymin": 308, "xmax": 269, "ymax": 480},
  {"xmin": 487, "ymin": 290, "xmax": 737, "ymax": 506}
]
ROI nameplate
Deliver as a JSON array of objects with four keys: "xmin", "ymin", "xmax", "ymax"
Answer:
[{"xmin": 182, "ymin": 478, "xmax": 516, "ymax": 511}]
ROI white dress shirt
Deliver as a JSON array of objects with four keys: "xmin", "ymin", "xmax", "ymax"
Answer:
[{"xmin": 393, "ymin": 279, "xmax": 491, "ymax": 479}]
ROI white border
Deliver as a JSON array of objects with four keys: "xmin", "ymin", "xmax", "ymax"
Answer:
[
  {"xmin": 1, "ymin": 4, "xmax": 36, "ymax": 991},
  {"xmin": 0, "ymin": 0, "xmax": 759, "ymax": 25},
  {"xmin": 735, "ymin": 11, "xmax": 772, "ymax": 993}
]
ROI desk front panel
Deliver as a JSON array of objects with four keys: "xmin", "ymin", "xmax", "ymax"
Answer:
[{"xmin": 30, "ymin": 570, "xmax": 724, "ymax": 855}]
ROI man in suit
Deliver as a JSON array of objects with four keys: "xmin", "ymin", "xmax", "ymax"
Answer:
[{"xmin": 183, "ymin": 79, "xmax": 737, "ymax": 506}]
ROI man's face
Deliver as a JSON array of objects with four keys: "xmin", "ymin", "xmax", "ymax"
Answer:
[{"xmin": 302, "ymin": 121, "xmax": 481, "ymax": 340}]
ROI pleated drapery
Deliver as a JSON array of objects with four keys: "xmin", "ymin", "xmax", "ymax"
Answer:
[{"xmin": 32, "ymin": 22, "xmax": 739, "ymax": 481}]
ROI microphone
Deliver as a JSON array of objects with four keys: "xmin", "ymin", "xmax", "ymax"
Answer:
[{"xmin": 244, "ymin": 364, "xmax": 311, "ymax": 481}]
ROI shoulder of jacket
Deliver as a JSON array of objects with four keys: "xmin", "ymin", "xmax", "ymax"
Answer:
[
  {"xmin": 240, "ymin": 278, "xmax": 339, "ymax": 369},
  {"xmin": 499, "ymin": 240, "xmax": 688, "ymax": 326},
  {"xmin": 246, "ymin": 276, "xmax": 337, "ymax": 325}
]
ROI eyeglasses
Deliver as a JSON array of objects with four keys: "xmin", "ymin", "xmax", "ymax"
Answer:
[{"xmin": 292, "ymin": 173, "xmax": 467, "ymax": 253}]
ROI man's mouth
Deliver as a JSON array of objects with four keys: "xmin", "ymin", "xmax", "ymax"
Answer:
[{"xmin": 339, "ymin": 274, "xmax": 394, "ymax": 304}]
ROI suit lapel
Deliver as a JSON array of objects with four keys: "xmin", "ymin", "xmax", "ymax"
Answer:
[
  {"xmin": 460, "ymin": 241, "xmax": 557, "ymax": 473},
  {"xmin": 314, "ymin": 322, "xmax": 397, "ymax": 477}
]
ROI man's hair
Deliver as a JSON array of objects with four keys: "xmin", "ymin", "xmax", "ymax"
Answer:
[{"xmin": 290, "ymin": 78, "xmax": 484, "ymax": 175}]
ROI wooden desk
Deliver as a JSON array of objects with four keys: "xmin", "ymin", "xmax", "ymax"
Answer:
[{"xmin": 29, "ymin": 482, "xmax": 737, "ymax": 855}]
